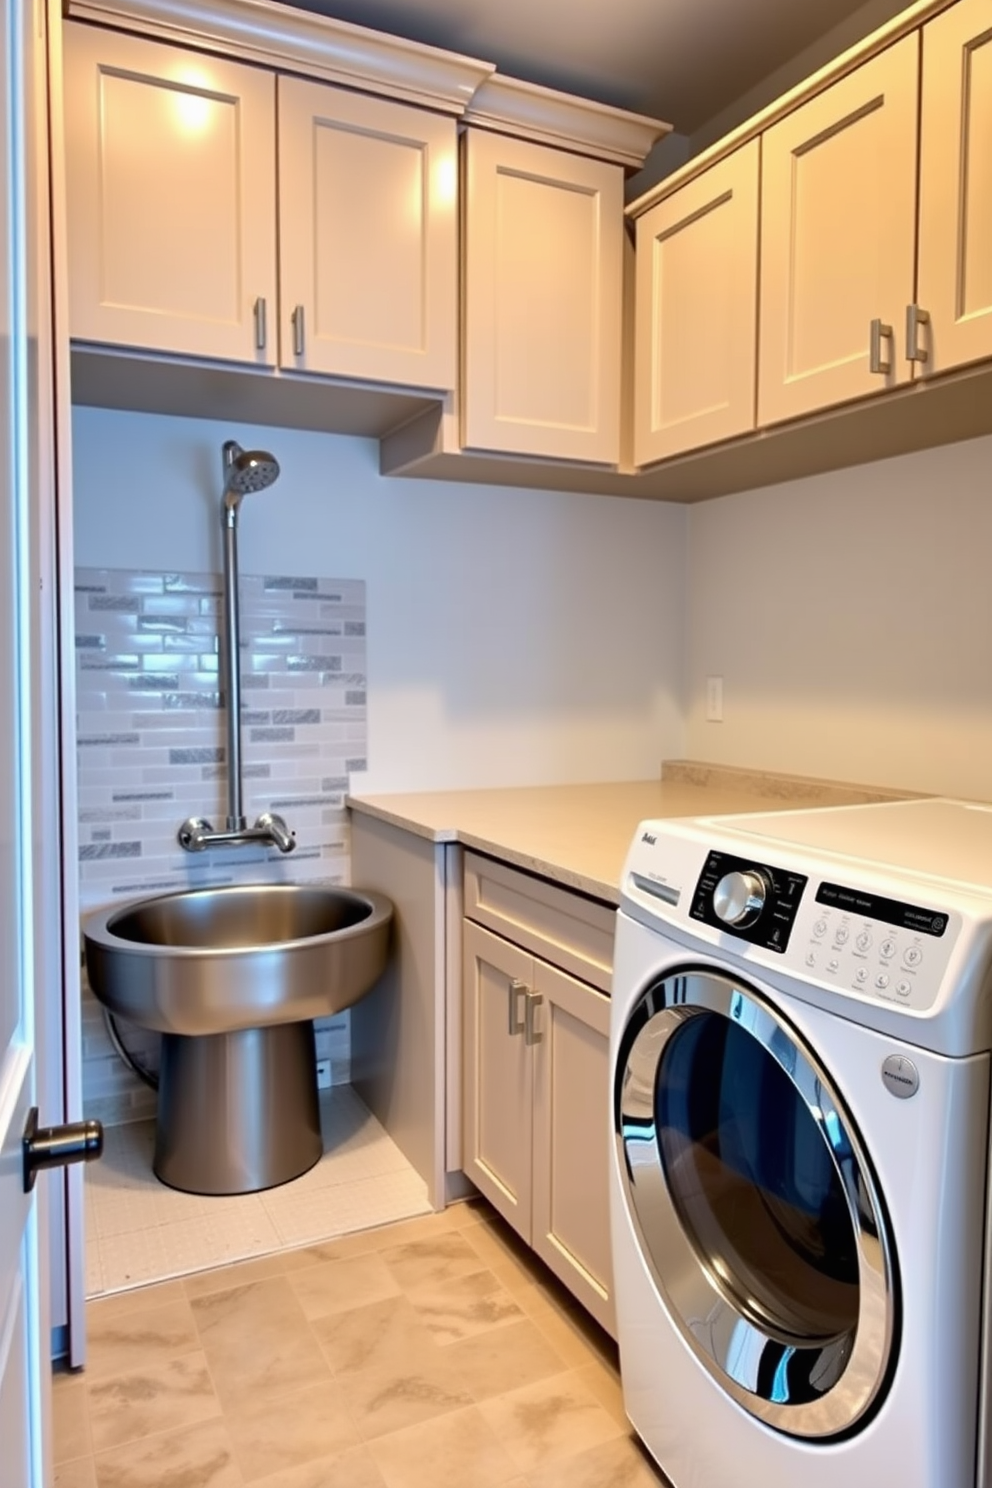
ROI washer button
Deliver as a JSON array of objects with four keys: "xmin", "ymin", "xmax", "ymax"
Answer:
[
  {"xmin": 834, "ymin": 927, "xmax": 850, "ymax": 947},
  {"xmin": 813, "ymin": 919, "xmax": 827, "ymax": 937},
  {"xmin": 875, "ymin": 972, "xmax": 890, "ymax": 990},
  {"xmin": 855, "ymin": 968, "xmax": 868, "ymax": 985},
  {"xmin": 827, "ymin": 958, "xmax": 840, "ymax": 973},
  {"xmin": 880, "ymin": 938, "xmax": 897, "ymax": 959},
  {"xmin": 903, "ymin": 946, "xmax": 923, "ymax": 968},
  {"xmin": 881, "ymin": 1055, "xmax": 920, "ymax": 1099},
  {"xmin": 896, "ymin": 980, "xmax": 912, "ymax": 998},
  {"xmin": 856, "ymin": 930, "xmax": 872, "ymax": 952}
]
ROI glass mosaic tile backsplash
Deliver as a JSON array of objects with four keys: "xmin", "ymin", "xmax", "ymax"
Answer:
[{"xmin": 75, "ymin": 566, "xmax": 368, "ymax": 1125}]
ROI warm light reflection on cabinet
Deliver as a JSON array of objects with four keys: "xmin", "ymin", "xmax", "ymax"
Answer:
[
  {"xmin": 433, "ymin": 153, "xmax": 456, "ymax": 207},
  {"xmin": 170, "ymin": 71, "xmax": 221, "ymax": 136}
]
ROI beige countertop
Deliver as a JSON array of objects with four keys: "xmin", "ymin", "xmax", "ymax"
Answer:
[{"xmin": 348, "ymin": 761, "xmax": 909, "ymax": 904}]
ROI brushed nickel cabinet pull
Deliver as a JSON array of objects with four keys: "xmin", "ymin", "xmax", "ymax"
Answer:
[
  {"xmin": 291, "ymin": 304, "xmax": 305, "ymax": 357},
  {"xmin": 524, "ymin": 989, "xmax": 544, "ymax": 1046},
  {"xmin": 253, "ymin": 296, "xmax": 267, "ymax": 351},
  {"xmin": 906, "ymin": 303, "xmax": 930, "ymax": 364},
  {"xmin": 869, "ymin": 318, "xmax": 893, "ymax": 375},
  {"xmin": 508, "ymin": 978, "xmax": 527, "ymax": 1036}
]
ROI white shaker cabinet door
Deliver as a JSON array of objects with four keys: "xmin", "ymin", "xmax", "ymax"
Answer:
[
  {"xmin": 278, "ymin": 77, "xmax": 457, "ymax": 390},
  {"xmin": 462, "ymin": 129, "xmax": 624, "ymax": 463},
  {"xmin": 531, "ymin": 960, "xmax": 615, "ymax": 1337},
  {"xmin": 462, "ymin": 920, "xmax": 534, "ymax": 1239},
  {"xmin": 62, "ymin": 22, "xmax": 277, "ymax": 364},
  {"xmin": 758, "ymin": 35, "xmax": 919, "ymax": 425},
  {"xmin": 634, "ymin": 140, "xmax": 759, "ymax": 465},
  {"xmin": 917, "ymin": 0, "xmax": 992, "ymax": 376}
]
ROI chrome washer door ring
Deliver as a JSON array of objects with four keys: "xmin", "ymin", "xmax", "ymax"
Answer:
[{"xmin": 615, "ymin": 968, "xmax": 898, "ymax": 1439}]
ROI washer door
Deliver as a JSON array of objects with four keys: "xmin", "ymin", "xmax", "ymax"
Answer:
[{"xmin": 615, "ymin": 968, "xmax": 898, "ymax": 1439}]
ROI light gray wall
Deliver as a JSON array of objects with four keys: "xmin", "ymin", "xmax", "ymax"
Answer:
[
  {"xmin": 684, "ymin": 434, "xmax": 992, "ymax": 799},
  {"xmin": 71, "ymin": 406, "xmax": 688, "ymax": 792}
]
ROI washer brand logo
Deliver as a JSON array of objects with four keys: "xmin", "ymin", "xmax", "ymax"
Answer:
[
  {"xmin": 881, "ymin": 1054, "xmax": 920, "ymax": 1099},
  {"xmin": 641, "ymin": 831, "xmax": 657, "ymax": 845}
]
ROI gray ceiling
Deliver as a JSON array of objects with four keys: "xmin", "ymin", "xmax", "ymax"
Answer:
[{"xmin": 278, "ymin": 0, "xmax": 904, "ymax": 133}]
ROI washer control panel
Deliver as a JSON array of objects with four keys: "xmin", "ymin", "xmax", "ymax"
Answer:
[
  {"xmin": 801, "ymin": 881, "xmax": 954, "ymax": 1011},
  {"xmin": 690, "ymin": 850, "xmax": 807, "ymax": 953}
]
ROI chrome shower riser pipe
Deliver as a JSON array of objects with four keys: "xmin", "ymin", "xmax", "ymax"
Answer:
[{"xmin": 222, "ymin": 504, "xmax": 246, "ymax": 832}]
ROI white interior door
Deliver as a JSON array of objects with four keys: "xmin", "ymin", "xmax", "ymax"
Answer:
[{"xmin": 0, "ymin": 0, "xmax": 55, "ymax": 1483}]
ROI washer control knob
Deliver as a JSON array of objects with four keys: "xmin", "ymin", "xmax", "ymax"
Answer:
[{"xmin": 713, "ymin": 870, "xmax": 768, "ymax": 928}]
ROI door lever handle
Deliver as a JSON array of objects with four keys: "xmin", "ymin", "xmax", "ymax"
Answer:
[{"xmin": 23, "ymin": 1107, "xmax": 103, "ymax": 1193}]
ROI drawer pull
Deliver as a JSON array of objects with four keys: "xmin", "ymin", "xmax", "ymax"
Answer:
[
  {"xmin": 508, "ymin": 979, "xmax": 527, "ymax": 1036},
  {"xmin": 524, "ymin": 989, "xmax": 544, "ymax": 1046}
]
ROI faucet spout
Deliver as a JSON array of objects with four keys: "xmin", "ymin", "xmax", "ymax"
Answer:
[{"xmin": 255, "ymin": 812, "xmax": 296, "ymax": 853}]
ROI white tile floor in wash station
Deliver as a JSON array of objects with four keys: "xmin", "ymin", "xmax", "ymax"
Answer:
[{"xmin": 85, "ymin": 1086, "xmax": 431, "ymax": 1296}]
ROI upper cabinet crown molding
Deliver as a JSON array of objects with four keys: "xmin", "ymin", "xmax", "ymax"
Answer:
[
  {"xmin": 626, "ymin": 0, "xmax": 961, "ymax": 219},
  {"xmin": 464, "ymin": 76, "xmax": 670, "ymax": 170},
  {"xmin": 64, "ymin": 0, "xmax": 496, "ymax": 113}
]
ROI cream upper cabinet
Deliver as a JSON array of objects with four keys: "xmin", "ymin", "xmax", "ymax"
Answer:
[
  {"xmin": 277, "ymin": 77, "xmax": 457, "ymax": 389},
  {"xmin": 634, "ymin": 140, "xmax": 759, "ymax": 466},
  {"xmin": 758, "ymin": 35, "xmax": 919, "ymax": 426},
  {"xmin": 917, "ymin": 0, "xmax": 992, "ymax": 375},
  {"xmin": 63, "ymin": 22, "xmax": 277, "ymax": 365},
  {"xmin": 461, "ymin": 129, "xmax": 624, "ymax": 464}
]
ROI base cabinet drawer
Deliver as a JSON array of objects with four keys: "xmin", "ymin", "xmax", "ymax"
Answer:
[{"xmin": 463, "ymin": 918, "xmax": 615, "ymax": 1336}]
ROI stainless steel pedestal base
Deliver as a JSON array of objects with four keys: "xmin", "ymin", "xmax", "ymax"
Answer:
[{"xmin": 154, "ymin": 1021, "xmax": 323, "ymax": 1194}]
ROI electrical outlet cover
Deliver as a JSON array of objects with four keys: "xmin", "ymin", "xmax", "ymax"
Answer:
[{"xmin": 316, "ymin": 1059, "xmax": 331, "ymax": 1090}]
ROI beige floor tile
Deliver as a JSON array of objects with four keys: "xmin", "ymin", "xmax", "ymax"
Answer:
[
  {"xmin": 338, "ymin": 1353, "xmax": 474, "ymax": 1443},
  {"xmin": 574, "ymin": 1357, "xmax": 628, "ymax": 1427},
  {"xmin": 311, "ymin": 1294, "xmax": 436, "ymax": 1377},
  {"xmin": 379, "ymin": 1233, "xmax": 487, "ymax": 1294},
  {"xmin": 85, "ymin": 1299, "xmax": 201, "ymax": 1380},
  {"xmin": 288, "ymin": 1253, "xmax": 401, "ymax": 1321},
  {"xmin": 86, "ymin": 1279, "xmax": 189, "ymax": 1320},
  {"xmin": 357, "ymin": 1209, "xmax": 468, "ymax": 1253},
  {"xmin": 477, "ymin": 1370, "xmax": 624, "ymax": 1475},
  {"xmin": 86, "ymin": 1350, "xmax": 221, "ymax": 1453},
  {"xmin": 406, "ymin": 1267, "xmax": 525, "ymax": 1346},
  {"xmin": 92, "ymin": 1418, "xmax": 242, "ymax": 1488},
  {"xmin": 191, "ymin": 1277, "xmax": 331, "ymax": 1408},
  {"xmin": 54, "ymin": 1457, "xmax": 97, "ymax": 1488},
  {"xmin": 368, "ymin": 1404, "xmax": 519, "ymax": 1488},
  {"xmin": 251, "ymin": 1443, "xmax": 388, "ymax": 1488},
  {"xmin": 225, "ymin": 1378, "xmax": 360, "ymax": 1483},
  {"xmin": 441, "ymin": 1318, "xmax": 568, "ymax": 1402},
  {"xmin": 522, "ymin": 1289, "xmax": 617, "ymax": 1371},
  {"xmin": 52, "ymin": 1372, "xmax": 92, "ymax": 1464},
  {"xmin": 524, "ymin": 1432, "xmax": 670, "ymax": 1488},
  {"xmin": 460, "ymin": 1222, "xmax": 549, "ymax": 1297},
  {"xmin": 184, "ymin": 1252, "xmax": 301, "ymax": 1301}
]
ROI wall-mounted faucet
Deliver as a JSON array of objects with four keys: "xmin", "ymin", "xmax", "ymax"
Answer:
[{"xmin": 179, "ymin": 441, "xmax": 296, "ymax": 856}]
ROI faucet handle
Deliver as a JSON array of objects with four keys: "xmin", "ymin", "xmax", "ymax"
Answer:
[
  {"xmin": 255, "ymin": 811, "xmax": 296, "ymax": 854},
  {"xmin": 178, "ymin": 817, "xmax": 214, "ymax": 852}
]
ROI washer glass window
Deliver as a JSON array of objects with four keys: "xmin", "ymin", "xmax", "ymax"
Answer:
[{"xmin": 615, "ymin": 969, "xmax": 897, "ymax": 1439}]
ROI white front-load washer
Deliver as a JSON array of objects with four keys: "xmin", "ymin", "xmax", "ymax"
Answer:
[{"xmin": 609, "ymin": 798, "xmax": 992, "ymax": 1488}]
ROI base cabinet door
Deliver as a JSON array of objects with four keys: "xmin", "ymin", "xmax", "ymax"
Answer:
[
  {"xmin": 63, "ymin": 22, "xmax": 277, "ymax": 364},
  {"xmin": 917, "ymin": 0, "xmax": 992, "ymax": 376},
  {"xmin": 277, "ymin": 77, "xmax": 457, "ymax": 389},
  {"xmin": 531, "ymin": 961, "xmax": 614, "ymax": 1335},
  {"xmin": 462, "ymin": 920, "xmax": 534, "ymax": 1237},
  {"xmin": 634, "ymin": 140, "xmax": 759, "ymax": 465},
  {"xmin": 462, "ymin": 129, "xmax": 623, "ymax": 463},
  {"xmin": 758, "ymin": 34, "xmax": 918, "ymax": 425}
]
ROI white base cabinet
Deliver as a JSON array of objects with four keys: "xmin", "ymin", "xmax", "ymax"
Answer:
[{"xmin": 461, "ymin": 855, "xmax": 616, "ymax": 1336}]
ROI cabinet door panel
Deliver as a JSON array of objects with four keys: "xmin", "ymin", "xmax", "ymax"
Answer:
[
  {"xmin": 63, "ymin": 22, "xmax": 276, "ymax": 363},
  {"xmin": 634, "ymin": 140, "xmax": 759, "ymax": 465},
  {"xmin": 531, "ymin": 960, "xmax": 614, "ymax": 1336},
  {"xmin": 462, "ymin": 921, "xmax": 533, "ymax": 1239},
  {"xmin": 463, "ymin": 130, "xmax": 623, "ymax": 462},
  {"xmin": 759, "ymin": 36, "xmax": 918, "ymax": 425},
  {"xmin": 918, "ymin": 0, "xmax": 992, "ymax": 374},
  {"xmin": 278, "ymin": 77, "xmax": 456, "ymax": 389}
]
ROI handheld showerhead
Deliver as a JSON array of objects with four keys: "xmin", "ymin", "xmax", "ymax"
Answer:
[{"xmin": 222, "ymin": 440, "xmax": 280, "ymax": 516}]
